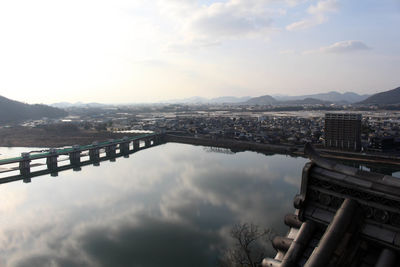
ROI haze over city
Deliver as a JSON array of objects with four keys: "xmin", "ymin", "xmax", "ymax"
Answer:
[{"xmin": 0, "ymin": 0, "xmax": 399, "ymax": 104}]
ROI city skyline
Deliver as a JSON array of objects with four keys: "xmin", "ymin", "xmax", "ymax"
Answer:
[{"xmin": 0, "ymin": 0, "xmax": 399, "ymax": 104}]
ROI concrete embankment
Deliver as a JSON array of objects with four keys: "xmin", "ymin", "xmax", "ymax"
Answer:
[
  {"xmin": 164, "ymin": 134, "xmax": 400, "ymax": 167},
  {"xmin": 164, "ymin": 134, "xmax": 298, "ymax": 155}
]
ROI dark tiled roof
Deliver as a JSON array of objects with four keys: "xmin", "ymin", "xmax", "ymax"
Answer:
[{"xmin": 263, "ymin": 143, "xmax": 400, "ymax": 267}]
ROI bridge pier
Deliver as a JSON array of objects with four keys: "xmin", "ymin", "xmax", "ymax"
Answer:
[
  {"xmin": 19, "ymin": 152, "xmax": 31, "ymax": 177},
  {"xmin": 120, "ymin": 138, "xmax": 130, "ymax": 158},
  {"xmin": 120, "ymin": 137, "xmax": 130, "ymax": 153},
  {"xmin": 145, "ymin": 139, "xmax": 151, "ymax": 147},
  {"xmin": 153, "ymin": 136, "xmax": 160, "ymax": 145},
  {"xmin": 134, "ymin": 140, "xmax": 140, "ymax": 151},
  {"xmin": 46, "ymin": 148, "xmax": 58, "ymax": 177},
  {"xmin": 69, "ymin": 145, "xmax": 81, "ymax": 171},
  {"xmin": 89, "ymin": 142, "xmax": 100, "ymax": 164},
  {"xmin": 105, "ymin": 140, "xmax": 117, "ymax": 158}
]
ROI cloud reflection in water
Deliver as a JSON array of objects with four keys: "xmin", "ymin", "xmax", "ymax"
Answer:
[{"xmin": 0, "ymin": 143, "xmax": 307, "ymax": 267}]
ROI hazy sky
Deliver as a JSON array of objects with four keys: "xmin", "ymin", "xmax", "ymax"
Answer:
[{"xmin": 0, "ymin": 0, "xmax": 399, "ymax": 104}]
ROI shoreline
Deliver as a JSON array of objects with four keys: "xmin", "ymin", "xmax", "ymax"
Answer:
[
  {"xmin": 0, "ymin": 127, "xmax": 399, "ymax": 168},
  {"xmin": 164, "ymin": 134, "xmax": 400, "ymax": 167},
  {"xmin": 0, "ymin": 127, "xmax": 143, "ymax": 148}
]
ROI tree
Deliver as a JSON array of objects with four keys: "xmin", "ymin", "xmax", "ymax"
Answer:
[{"xmin": 218, "ymin": 223, "xmax": 273, "ymax": 267}]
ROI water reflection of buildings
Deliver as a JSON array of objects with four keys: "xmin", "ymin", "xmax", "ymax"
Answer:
[
  {"xmin": 263, "ymin": 144, "xmax": 400, "ymax": 266},
  {"xmin": 203, "ymin": 147, "xmax": 235, "ymax": 155}
]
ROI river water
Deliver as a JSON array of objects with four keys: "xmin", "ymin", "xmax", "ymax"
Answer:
[{"xmin": 0, "ymin": 143, "xmax": 308, "ymax": 267}]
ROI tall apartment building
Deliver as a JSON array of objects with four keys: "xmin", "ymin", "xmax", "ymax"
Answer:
[{"xmin": 324, "ymin": 113, "xmax": 362, "ymax": 151}]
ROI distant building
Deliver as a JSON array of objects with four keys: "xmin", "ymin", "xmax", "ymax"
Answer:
[
  {"xmin": 324, "ymin": 113, "xmax": 362, "ymax": 151},
  {"xmin": 369, "ymin": 136, "xmax": 395, "ymax": 152}
]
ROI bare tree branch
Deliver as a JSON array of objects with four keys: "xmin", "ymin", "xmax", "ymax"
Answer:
[{"xmin": 218, "ymin": 223, "xmax": 274, "ymax": 267}]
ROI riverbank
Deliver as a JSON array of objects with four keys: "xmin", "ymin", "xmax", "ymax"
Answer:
[
  {"xmin": 164, "ymin": 134, "xmax": 400, "ymax": 167},
  {"xmin": 0, "ymin": 126, "xmax": 141, "ymax": 147},
  {"xmin": 1, "ymin": 128, "xmax": 399, "ymax": 168},
  {"xmin": 164, "ymin": 134, "xmax": 296, "ymax": 154}
]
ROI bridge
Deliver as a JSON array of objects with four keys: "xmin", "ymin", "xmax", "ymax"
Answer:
[{"xmin": 0, "ymin": 133, "xmax": 164, "ymax": 184}]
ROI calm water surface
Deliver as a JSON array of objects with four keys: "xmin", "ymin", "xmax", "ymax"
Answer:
[{"xmin": 0, "ymin": 143, "xmax": 308, "ymax": 267}]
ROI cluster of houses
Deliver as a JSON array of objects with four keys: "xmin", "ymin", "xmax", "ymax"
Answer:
[
  {"xmin": 141, "ymin": 115, "xmax": 325, "ymax": 146},
  {"xmin": 16, "ymin": 106, "xmax": 400, "ymax": 152},
  {"xmin": 364, "ymin": 115, "xmax": 400, "ymax": 151},
  {"xmin": 137, "ymin": 113, "xmax": 400, "ymax": 151}
]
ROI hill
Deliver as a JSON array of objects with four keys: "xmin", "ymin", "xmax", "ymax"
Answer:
[
  {"xmin": 282, "ymin": 98, "xmax": 331, "ymax": 105},
  {"xmin": 0, "ymin": 96, "xmax": 67, "ymax": 123},
  {"xmin": 51, "ymin": 102, "xmax": 110, "ymax": 108},
  {"xmin": 245, "ymin": 95, "xmax": 278, "ymax": 105},
  {"xmin": 163, "ymin": 96, "xmax": 251, "ymax": 104},
  {"xmin": 244, "ymin": 95, "xmax": 332, "ymax": 105},
  {"xmin": 273, "ymin": 91, "xmax": 369, "ymax": 104},
  {"xmin": 358, "ymin": 87, "xmax": 400, "ymax": 105},
  {"xmin": 208, "ymin": 96, "xmax": 251, "ymax": 103},
  {"xmin": 158, "ymin": 91, "xmax": 369, "ymax": 105}
]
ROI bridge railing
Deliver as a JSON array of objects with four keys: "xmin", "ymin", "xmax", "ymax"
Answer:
[
  {"xmin": 0, "ymin": 133, "xmax": 163, "ymax": 183},
  {"xmin": 0, "ymin": 133, "xmax": 158, "ymax": 165}
]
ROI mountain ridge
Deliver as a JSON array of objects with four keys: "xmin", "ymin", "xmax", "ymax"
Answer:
[
  {"xmin": 162, "ymin": 91, "xmax": 370, "ymax": 105},
  {"xmin": 357, "ymin": 87, "xmax": 400, "ymax": 105},
  {"xmin": 49, "ymin": 88, "xmax": 399, "ymax": 107},
  {"xmin": 0, "ymin": 95, "xmax": 67, "ymax": 123},
  {"xmin": 271, "ymin": 91, "xmax": 369, "ymax": 103},
  {"xmin": 161, "ymin": 96, "xmax": 251, "ymax": 104},
  {"xmin": 245, "ymin": 95, "xmax": 278, "ymax": 105}
]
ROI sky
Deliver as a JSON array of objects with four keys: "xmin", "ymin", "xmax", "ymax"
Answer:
[{"xmin": 0, "ymin": 0, "xmax": 399, "ymax": 104}]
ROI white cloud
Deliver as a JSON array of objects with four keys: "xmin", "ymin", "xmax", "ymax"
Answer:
[
  {"xmin": 158, "ymin": 0, "xmax": 285, "ymax": 48},
  {"xmin": 286, "ymin": 0, "xmax": 339, "ymax": 31},
  {"xmin": 190, "ymin": 5, "xmax": 273, "ymax": 39},
  {"xmin": 286, "ymin": 17, "xmax": 325, "ymax": 31},
  {"xmin": 308, "ymin": 0, "xmax": 339, "ymax": 14},
  {"xmin": 320, "ymin": 40, "xmax": 371, "ymax": 53},
  {"xmin": 304, "ymin": 40, "xmax": 371, "ymax": 54}
]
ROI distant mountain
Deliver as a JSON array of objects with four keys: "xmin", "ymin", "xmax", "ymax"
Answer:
[
  {"xmin": 244, "ymin": 95, "xmax": 332, "ymax": 106},
  {"xmin": 358, "ymin": 86, "xmax": 400, "ymax": 105},
  {"xmin": 245, "ymin": 95, "xmax": 278, "ymax": 105},
  {"xmin": 51, "ymin": 102, "xmax": 77, "ymax": 108},
  {"xmin": 208, "ymin": 96, "xmax": 251, "ymax": 103},
  {"xmin": 165, "ymin": 91, "xmax": 370, "ymax": 105},
  {"xmin": 273, "ymin": 91, "xmax": 369, "ymax": 104},
  {"xmin": 162, "ymin": 96, "xmax": 207, "ymax": 104},
  {"xmin": 282, "ymin": 98, "xmax": 332, "ymax": 105},
  {"xmin": 0, "ymin": 96, "xmax": 67, "ymax": 123},
  {"xmin": 51, "ymin": 102, "xmax": 110, "ymax": 108},
  {"xmin": 163, "ymin": 96, "xmax": 251, "ymax": 104}
]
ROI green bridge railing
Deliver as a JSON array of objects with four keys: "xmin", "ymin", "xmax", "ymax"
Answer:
[{"xmin": 0, "ymin": 133, "xmax": 158, "ymax": 165}]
